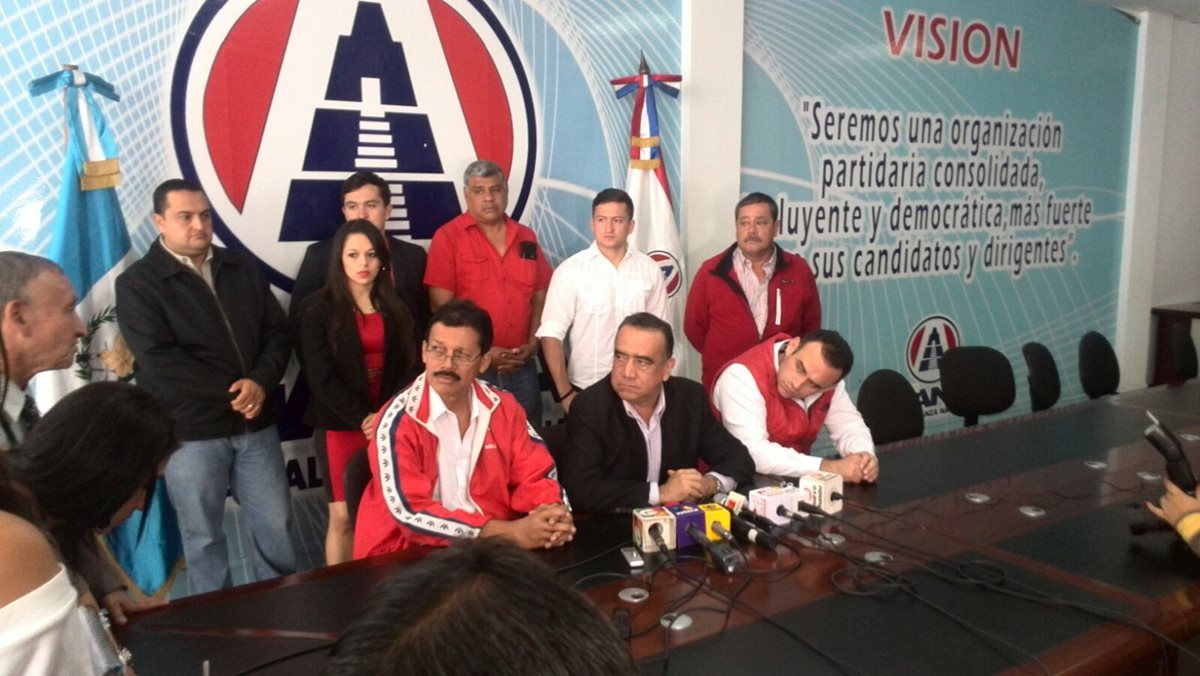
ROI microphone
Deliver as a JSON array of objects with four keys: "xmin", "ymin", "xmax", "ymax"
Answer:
[
  {"xmin": 684, "ymin": 523, "xmax": 744, "ymax": 573},
  {"xmin": 1145, "ymin": 412, "xmax": 1197, "ymax": 492},
  {"xmin": 749, "ymin": 486, "xmax": 801, "ymax": 525},
  {"xmin": 632, "ymin": 506, "xmax": 676, "ymax": 552},
  {"xmin": 720, "ymin": 491, "xmax": 785, "ymax": 542},
  {"xmin": 649, "ymin": 523, "xmax": 671, "ymax": 554},
  {"xmin": 798, "ymin": 471, "xmax": 845, "ymax": 515},
  {"xmin": 729, "ymin": 513, "xmax": 778, "ymax": 550},
  {"xmin": 776, "ymin": 502, "xmax": 828, "ymax": 523},
  {"xmin": 667, "ymin": 503, "xmax": 706, "ymax": 549},
  {"xmin": 712, "ymin": 521, "xmax": 738, "ymax": 546},
  {"xmin": 699, "ymin": 502, "xmax": 732, "ymax": 540}
]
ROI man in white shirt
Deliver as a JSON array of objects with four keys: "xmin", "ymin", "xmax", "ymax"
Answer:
[
  {"xmin": 537, "ymin": 189, "xmax": 667, "ymax": 411},
  {"xmin": 713, "ymin": 329, "xmax": 878, "ymax": 483}
]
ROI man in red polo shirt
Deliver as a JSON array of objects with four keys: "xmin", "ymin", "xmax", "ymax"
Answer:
[{"xmin": 425, "ymin": 160, "xmax": 552, "ymax": 424}]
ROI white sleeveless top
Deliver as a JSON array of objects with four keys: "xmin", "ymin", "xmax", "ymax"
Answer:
[{"xmin": 0, "ymin": 564, "xmax": 93, "ymax": 675}]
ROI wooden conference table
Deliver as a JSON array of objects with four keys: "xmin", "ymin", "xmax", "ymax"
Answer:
[{"xmin": 115, "ymin": 381, "xmax": 1200, "ymax": 675}]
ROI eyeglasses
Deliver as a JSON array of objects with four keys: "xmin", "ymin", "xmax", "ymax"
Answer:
[{"xmin": 424, "ymin": 343, "xmax": 482, "ymax": 367}]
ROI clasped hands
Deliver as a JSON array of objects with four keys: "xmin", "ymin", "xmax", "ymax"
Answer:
[{"xmin": 482, "ymin": 503, "xmax": 575, "ymax": 549}]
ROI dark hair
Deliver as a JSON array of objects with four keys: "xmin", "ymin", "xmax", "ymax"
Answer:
[
  {"xmin": 153, "ymin": 178, "xmax": 206, "ymax": 215},
  {"xmin": 341, "ymin": 172, "xmax": 390, "ymax": 207},
  {"xmin": 592, "ymin": 188, "xmax": 634, "ymax": 220},
  {"xmin": 618, "ymin": 312, "xmax": 674, "ymax": 361},
  {"xmin": 326, "ymin": 539, "xmax": 636, "ymax": 676},
  {"xmin": 427, "ymin": 299, "xmax": 494, "ymax": 356},
  {"xmin": 799, "ymin": 329, "xmax": 854, "ymax": 377},
  {"xmin": 735, "ymin": 192, "xmax": 778, "ymax": 222},
  {"xmin": 321, "ymin": 220, "xmax": 415, "ymax": 369},
  {"xmin": 0, "ymin": 456, "xmax": 37, "ymax": 525},
  {"xmin": 8, "ymin": 382, "xmax": 178, "ymax": 569}
]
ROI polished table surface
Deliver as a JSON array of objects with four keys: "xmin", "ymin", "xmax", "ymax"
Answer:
[{"xmin": 117, "ymin": 381, "xmax": 1200, "ymax": 675}]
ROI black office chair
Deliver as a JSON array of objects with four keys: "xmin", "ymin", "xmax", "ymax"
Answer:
[
  {"xmin": 856, "ymin": 368, "xmax": 924, "ymax": 445},
  {"xmin": 1170, "ymin": 323, "xmax": 1198, "ymax": 382},
  {"xmin": 536, "ymin": 423, "xmax": 569, "ymax": 467},
  {"xmin": 1021, "ymin": 341, "xmax": 1061, "ymax": 412},
  {"xmin": 1078, "ymin": 331, "xmax": 1120, "ymax": 399},
  {"xmin": 343, "ymin": 448, "xmax": 372, "ymax": 526},
  {"xmin": 940, "ymin": 346, "xmax": 1016, "ymax": 427}
]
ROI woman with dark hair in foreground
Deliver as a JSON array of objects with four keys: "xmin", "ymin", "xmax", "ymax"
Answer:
[{"xmin": 0, "ymin": 381, "xmax": 179, "ymax": 674}]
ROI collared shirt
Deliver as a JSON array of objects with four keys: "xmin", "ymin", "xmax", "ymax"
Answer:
[
  {"xmin": 713, "ymin": 339, "xmax": 875, "ymax": 479},
  {"xmin": 536, "ymin": 242, "xmax": 668, "ymax": 389},
  {"xmin": 622, "ymin": 391, "xmax": 733, "ymax": 504},
  {"xmin": 0, "ymin": 377, "xmax": 28, "ymax": 448},
  {"xmin": 159, "ymin": 238, "xmax": 214, "ymax": 289},
  {"xmin": 732, "ymin": 247, "xmax": 776, "ymax": 338},
  {"xmin": 429, "ymin": 385, "xmax": 483, "ymax": 514},
  {"xmin": 425, "ymin": 212, "xmax": 552, "ymax": 349}
]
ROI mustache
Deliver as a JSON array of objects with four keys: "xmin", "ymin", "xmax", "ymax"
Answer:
[
  {"xmin": 743, "ymin": 235, "xmax": 762, "ymax": 243},
  {"xmin": 432, "ymin": 370, "xmax": 461, "ymax": 381}
]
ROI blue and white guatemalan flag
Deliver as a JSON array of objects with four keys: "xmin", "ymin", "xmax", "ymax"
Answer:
[
  {"xmin": 28, "ymin": 67, "xmax": 181, "ymax": 599},
  {"xmin": 612, "ymin": 57, "xmax": 686, "ymax": 342}
]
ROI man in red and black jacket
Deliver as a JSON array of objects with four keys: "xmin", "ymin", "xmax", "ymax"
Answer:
[{"xmin": 684, "ymin": 192, "xmax": 821, "ymax": 392}]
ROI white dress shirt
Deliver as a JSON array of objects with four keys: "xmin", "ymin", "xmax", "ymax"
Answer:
[
  {"xmin": 536, "ymin": 243, "xmax": 667, "ymax": 389},
  {"xmin": 160, "ymin": 238, "xmax": 214, "ymax": 288},
  {"xmin": 622, "ymin": 391, "xmax": 735, "ymax": 504},
  {"xmin": 713, "ymin": 342, "xmax": 875, "ymax": 479},
  {"xmin": 429, "ymin": 387, "xmax": 482, "ymax": 513},
  {"xmin": 732, "ymin": 247, "xmax": 776, "ymax": 337}
]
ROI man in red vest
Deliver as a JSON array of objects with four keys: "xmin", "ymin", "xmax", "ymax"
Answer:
[{"xmin": 712, "ymin": 329, "xmax": 877, "ymax": 483}]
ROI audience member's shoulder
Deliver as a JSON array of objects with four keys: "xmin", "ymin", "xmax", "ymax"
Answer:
[
  {"xmin": 390, "ymin": 236, "xmax": 426, "ymax": 257},
  {"xmin": 0, "ymin": 512, "xmax": 60, "ymax": 607},
  {"xmin": 298, "ymin": 287, "xmax": 332, "ymax": 317},
  {"xmin": 303, "ymin": 238, "xmax": 332, "ymax": 259}
]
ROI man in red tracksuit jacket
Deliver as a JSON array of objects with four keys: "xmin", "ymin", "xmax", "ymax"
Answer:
[
  {"xmin": 684, "ymin": 192, "xmax": 821, "ymax": 391},
  {"xmin": 353, "ymin": 300, "xmax": 573, "ymax": 558}
]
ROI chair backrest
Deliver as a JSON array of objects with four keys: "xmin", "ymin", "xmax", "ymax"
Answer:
[
  {"xmin": 1170, "ymin": 323, "xmax": 1198, "ymax": 381},
  {"xmin": 1021, "ymin": 342, "xmax": 1061, "ymax": 412},
  {"xmin": 1078, "ymin": 331, "xmax": 1120, "ymax": 399},
  {"xmin": 940, "ymin": 346, "xmax": 1016, "ymax": 427},
  {"xmin": 343, "ymin": 448, "xmax": 371, "ymax": 526},
  {"xmin": 536, "ymin": 423, "xmax": 570, "ymax": 468},
  {"xmin": 856, "ymin": 368, "xmax": 924, "ymax": 445}
]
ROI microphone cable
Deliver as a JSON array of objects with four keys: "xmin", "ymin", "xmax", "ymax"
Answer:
[{"xmin": 804, "ymin": 503, "xmax": 1198, "ymax": 672}]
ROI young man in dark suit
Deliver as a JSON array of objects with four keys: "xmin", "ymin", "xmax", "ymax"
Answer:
[{"xmin": 290, "ymin": 172, "xmax": 429, "ymax": 336}]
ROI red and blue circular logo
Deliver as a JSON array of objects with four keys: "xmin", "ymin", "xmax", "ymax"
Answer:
[
  {"xmin": 906, "ymin": 314, "xmax": 960, "ymax": 384},
  {"xmin": 648, "ymin": 250, "xmax": 682, "ymax": 297},
  {"xmin": 170, "ymin": 0, "xmax": 537, "ymax": 290}
]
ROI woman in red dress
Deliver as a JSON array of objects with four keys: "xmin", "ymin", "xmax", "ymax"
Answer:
[{"xmin": 299, "ymin": 220, "xmax": 416, "ymax": 564}]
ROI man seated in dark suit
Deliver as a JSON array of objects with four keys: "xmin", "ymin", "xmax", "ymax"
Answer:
[
  {"xmin": 559, "ymin": 313, "xmax": 755, "ymax": 513},
  {"xmin": 291, "ymin": 171, "xmax": 430, "ymax": 336}
]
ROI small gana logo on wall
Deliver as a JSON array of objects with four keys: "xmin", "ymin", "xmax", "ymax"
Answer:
[
  {"xmin": 905, "ymin": 314, "xmax": 960, "ymax": 417},
  {"xmin": 648, "ymin": 250, "xmax": 682, "ymax": 297},
  {"xmin": 906, "ymin": 314, "xmax": 960, "ymax": 384}
]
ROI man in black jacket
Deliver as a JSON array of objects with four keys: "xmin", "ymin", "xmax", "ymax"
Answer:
[
  {"xmin": 289, "ymin": 171, "xmax": 429, "ymax": 337},
  {"xmin": 116, "ymin": 179, "xmax": 296, "ymax": 593},
  {"xmin": 560, "ymin": 313, "xmax": 754, "ymax": 513}
]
